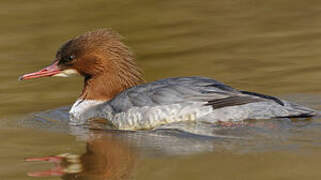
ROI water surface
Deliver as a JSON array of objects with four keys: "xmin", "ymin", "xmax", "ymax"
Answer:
[{"xmin": 0, "ymin": 0, "xmax": 321, "ymax": 179}]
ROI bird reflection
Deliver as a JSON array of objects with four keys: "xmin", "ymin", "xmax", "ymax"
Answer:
[
  {"xmin": 24, "ymin": 110, "xmax": 317, "ymax": 180},
  {"xmin": 26, "ymin": 131, "xmax": 136, "ymax": 180}
]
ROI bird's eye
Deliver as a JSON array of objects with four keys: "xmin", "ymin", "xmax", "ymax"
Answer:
[
  {"xmin": 68, "ymin": 55, "xmax": 75, "ymax": 61},
  {"xmin": 61, "ymin": 55, "xmax": 75, "ymax": 64}
]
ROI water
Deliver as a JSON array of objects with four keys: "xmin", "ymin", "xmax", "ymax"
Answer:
[{"xmin": 1, "ymin": 0, "xmax": 321, "ymax": 179}]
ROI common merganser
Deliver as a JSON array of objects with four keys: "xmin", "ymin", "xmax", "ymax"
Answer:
[{"xmin": 20, "ymin": 29, "xmax": 317, "ymax": 130}]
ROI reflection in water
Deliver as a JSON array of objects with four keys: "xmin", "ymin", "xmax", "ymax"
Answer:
[
  {"xmin": 26, "ymin": 153, "xmax": 80, "ymax": 177},
  {"xmin": 22, "ymin": 104, "xmax": 321, "ymax": 179},
  {"xmin": 26, "ymin": 133, "xmax": 136, "ymax": 180}
]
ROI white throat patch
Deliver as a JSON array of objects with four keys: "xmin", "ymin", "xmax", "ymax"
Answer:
[{"xmin": 53, "ymin": 69, "xmax": 79, "ymax": 77}]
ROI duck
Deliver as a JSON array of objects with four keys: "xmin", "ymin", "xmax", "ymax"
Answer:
[{"xmin": 19, "ymin": 29, "xmax": 317, "ymax": 130}]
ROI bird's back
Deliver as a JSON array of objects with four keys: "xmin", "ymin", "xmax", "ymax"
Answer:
[{"xmin": 97, "ymin": 76, "xmax": 316, "ymax": 130}]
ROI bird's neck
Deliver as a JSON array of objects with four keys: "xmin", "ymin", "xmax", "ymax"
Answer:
[{"xmin": 80, "ymin": 70, "xmax": 144, "ymax": 101}]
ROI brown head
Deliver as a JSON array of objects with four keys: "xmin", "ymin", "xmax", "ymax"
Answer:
[{"xmin": 20, "ymin": 29, "xmax": 144, "ymax": 101}]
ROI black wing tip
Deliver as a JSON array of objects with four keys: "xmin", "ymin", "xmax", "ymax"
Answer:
[
  {"xmin": 239, "ymin": 90, "xmax": 285, "ymax": 106},
  {"xmin": 205, "ymin": 96, "xmax": 262, "ymax": 109}
]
